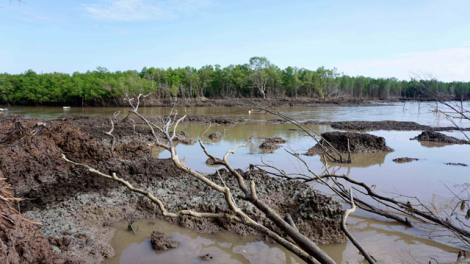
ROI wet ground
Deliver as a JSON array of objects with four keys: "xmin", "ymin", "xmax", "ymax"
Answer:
[{"xmin": 6, "ymin": 101, "xmax": 470, "ymax": 263}]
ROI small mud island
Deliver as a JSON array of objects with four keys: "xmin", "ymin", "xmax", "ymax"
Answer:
[
  {"xmin": 305, "ymin": 131, "xmax": 394, "ymax": 156},
  {"xmin": 0, "ymin": 115, "xmax": 346, "ymax": 263}
]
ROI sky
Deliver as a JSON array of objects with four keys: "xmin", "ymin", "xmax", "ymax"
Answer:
[{"xmin": 1, "ymin": 0, "xmax": 469, "ymax": 81}]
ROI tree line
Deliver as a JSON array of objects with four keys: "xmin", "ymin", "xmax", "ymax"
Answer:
[{"xmin": 1, "ymin": 57, "xmax": 469, "ymax": 106}]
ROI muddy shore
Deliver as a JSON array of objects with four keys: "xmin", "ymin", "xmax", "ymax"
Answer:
[
  {"xmin": 0, "ymin": 97, "xmax": 376, "ymax": 109},
  {"xmin": 0, "ymin": 115, "xmax": 347, "ymax": 263}
]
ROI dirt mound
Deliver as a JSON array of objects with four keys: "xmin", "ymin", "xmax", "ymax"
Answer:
[
  {"xmin": 411, "ymin": 131, "xmax": 470, "ymax": 144},
  {"xmin": 0, "ymin": 179, "xmax": 65, "ymax": 264},
  {"xmin": 205, "ymin": 157, "xmax": 222, "ymax": 166},
  {"xmin": 0, "ymin": 115, "xmax": 177, "ymax": 210},
  {"xmin": 393, "ymin": 157, "xmax": 419, "ymax": 163},
  {"xmin": 330, "ymin": 120, "xmax": 469, "ymax": 132},
  {"xmin": 292, "ymin": 189, "xmax": 346, "ymax": 244},
  {"xmin": 208, "ymin": 132, "xmax": 222, "ymax": 141},
  {"xmin": 160, "ymin": 168, "xmax": 347, "ymax": 244},
  {"xmin": 150, "ymin": 231, "xmax": 180, "ymax": 251},
  {"xmin": 171, "ymin": 131, "xmax": 195, "ymax": 145},
  {"xmin": 306, "ymin": 132, "xmax": 394, "ymax": 156},
  {"xmin": 0, "ymin": 116, "xmax": 110, "ymax": 198},
  {"xmin": 259, "ymin": 137, "xmax": 287, "ymax": 151}
]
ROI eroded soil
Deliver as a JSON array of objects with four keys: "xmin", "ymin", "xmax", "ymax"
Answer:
[{"xmin": 0, "ymin": 115, "xmax": 346, "ymax": 263}]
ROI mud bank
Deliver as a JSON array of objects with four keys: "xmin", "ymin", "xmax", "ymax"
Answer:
[
  {"xmin": 110, "ymin": 97, "xmax": 372, "ymax": 108},
  {"xmin": 329, "ymin": 120, "xmax": 470, "ymax": 132},
  {"xmin": 259, "ymin": 137, "xmax": 287, "ymax": 151},
  {"xmin": 306, "ymin": 131, "xmax": 394, "ymax": 156},
  {"xmin": 0, "ymin": 115, "xmax": 346, "ymax": 263},
  {"xmin": 411, "ymin": 131, "xmax": 470, "ymax": 144}
]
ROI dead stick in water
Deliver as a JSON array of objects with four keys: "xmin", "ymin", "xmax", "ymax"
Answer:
[{"xmin": 341, "ymin": 189, "xmax": 376, "ymax": 263}]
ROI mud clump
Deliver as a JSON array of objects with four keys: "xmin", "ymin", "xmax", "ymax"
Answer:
[
  {"xmin": 330, "ymin": 120, "xmax": 469, "ymax": 132},
  {"xmin": 171, "ymin": 131, "xmax": 195, "ymax": 145},
  {"xmin": 0, "ymin": 178, "xmax": 63, "ymax": 264},
  {"xmin": 393, "ymin": 157, "xmax": 419, "ymax": 163},
  {"xmin": 208, "ymin": 132, "xmax": 222, "ymax": 141},
  {"xmin": 411, "ymin": 131, "xmax": 470, "ymax": 144},
  {"xmin": 445, "ymin": 162, "xmax": 468, "ymax": 167},
  {"xmin": 205, "ymin": 157, "xmax": 222, "ymax": 166},
  {"xmin": 150, "ymin": 231, "xmax": 180, "ymax": 251},
  {"xmin": 306, "ymin": 132, "xmax": 393, "ymax": 156},
  {"xmin": 114, "ymin": 141, "xmax": 151, "ymax": 159},
  {"xmin": 0, "ymin": 116, "xmax": 111, "ymax": 199},
  {"xmin": 259, "ymin": 137, "xmax": 287, "ymax": 151},
  {"xmin": 292, "ymin": 189, "xmax": 347, "ymax": 244},
  {"xmin": 178, "ymin": 115, "xmax": 244, "ymax": 125}
]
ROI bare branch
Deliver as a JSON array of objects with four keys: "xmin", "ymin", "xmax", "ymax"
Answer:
[{"xmin": 340, "ymin": 189, "xmax": 376, "ymax": 263}]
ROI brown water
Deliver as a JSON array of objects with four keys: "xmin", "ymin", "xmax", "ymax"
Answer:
[
  {"xmin": 9, "ymin": 103, "xmax": 470, "ymax": 263},
  {"xmin": 107, "ymin": 219, "xmax": 303, "ymax": 264}
]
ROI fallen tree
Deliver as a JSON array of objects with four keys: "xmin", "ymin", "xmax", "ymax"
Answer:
[
  {"xmin": 61, "ymin": 94, "xmax": 349, "ymax": 264},
  {"xmin": 255, "ymin": 105, "xmax": 470, "ymax": 257}
]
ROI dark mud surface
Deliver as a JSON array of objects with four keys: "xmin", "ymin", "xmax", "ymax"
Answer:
[
  {"xmin": 205, "ymin": 157, "xmax": 223, "ymax": 166},
  {"xmin": 121, "ymin": 97, "xmax": 372, "ymax": 108},
  {"xmin": 393, "ymin": 157, "xmax": 419, "ymax": 163},
  {"xmin": 0, "ymin": 115, "xmax": 347, "ymax": 263},
  {"xmin": 150, "ymin": 231, "xmax": 180, "ymax": 251},
  {"xmin": 445, "ymin": 162, "xmax": 468, "ymax": 167},
  {"xmin": 259, "ymin": 137, "xmax": 287, "ymax": 151},
  {"xmin": 0, "ymin": 178, "xmax": 67, "ymax": 264},
  {"xmin": 329, "ymin": 120, "xmax": 470, "ymax": 132},
  {"xmin": 208, "ymin": 132, "xmax": 222, "ymax": 141},
  {"xmin": 306, "ymin": 131, "xmax": 394, "ymax": 156},
  {"xmin": 57, "ymin": 114, "xmax": 244, "ymax": 128},
  {"xmin": 411, "ymin": 131, "xmax": 470, "ymax": 144}
]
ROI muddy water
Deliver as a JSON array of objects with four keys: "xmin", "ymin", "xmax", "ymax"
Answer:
[
  {"xmin": 8, "ymin": 101, "xmax": 470, "ymax": 127},
  {"xmin": 107, "ymin": 219, "xmax": 303, "ymax": 264},
  {"xmin": 9, "ymin": 102, "xmax": 470, "ymax": 263}
]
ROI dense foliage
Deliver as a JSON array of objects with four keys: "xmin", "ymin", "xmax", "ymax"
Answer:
[{"xmin": 1, "ymin": 57, "xmax": 469, "ymax": 106}]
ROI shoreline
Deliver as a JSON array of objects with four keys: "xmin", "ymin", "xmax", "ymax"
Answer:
[{"xmin": 2, "ymin": 96, "xmax": 466, "ymax": 109}]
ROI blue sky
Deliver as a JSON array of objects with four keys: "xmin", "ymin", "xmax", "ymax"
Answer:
[{"xmin": 1, "ymin": 0, "xmax": 469, "ymax": 81}]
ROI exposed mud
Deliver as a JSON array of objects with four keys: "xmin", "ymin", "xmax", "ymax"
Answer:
[
  {"xmin": 205, "ymin": 157, "xmax": 222, "ymax": 166},
  {"xmin": 445, "ymin": 163, "xmax": 468, "ymax": 167},
  {"xmin": 0, "ymin": 178, "xmax": 67, "ymax": 264},
  {"xmin": 329, "ymin": 120, "xmax": 470, "ymax": 132},
  {"xmin": 259, "ymin": 137, "xmax": 287, "ymax": 152},
  {"xmin": 411, "ymin": 131, "xmax": 470, "ymax": 144},
  {"xmin": 208, "ymin": 132, "xmax": 222, "ymax": 141},
  {"xmin": 306, "ymin": 132, "xmax": 394, "ymax": 156},
  {"xmin": 122, "ymin": 97, "xmax": 371, "ymax": 108},
  {"xmin": 170, "ymin": 131, "xmax": 196, "ymax": 145},
  {"xmin": 150, "ymin": 231, "xmax": 180, "ymax": 251},
  {"xmin": 57, "ymin": 114, "xmax": 244, "ymax": 128},
  {"xmin": 0, "ymin": 115, "xmax": 347, "ymax": 263},
  {"xmin": 393, "ymin": 157, "xmax": 419, "ymax": 163}
]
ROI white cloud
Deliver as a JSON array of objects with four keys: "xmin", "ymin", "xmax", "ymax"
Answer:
[
  {"xmin": 336, "ymin": 46, "xmax": 470, "ymax": 82},
  {"xmin": 83, "ymin": 0, "xmax": 208, "ymax": 21}
]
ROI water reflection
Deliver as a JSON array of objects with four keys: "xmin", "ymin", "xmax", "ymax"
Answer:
[
  {"xmin": 106, "ymin": 220, "xmax": 302, "ymax": 264},
  {"xmin": 318, "ymin": 152, "xmax": 390, "ymax": 168}
]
